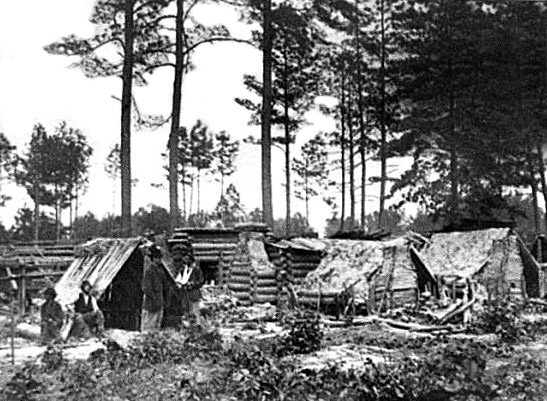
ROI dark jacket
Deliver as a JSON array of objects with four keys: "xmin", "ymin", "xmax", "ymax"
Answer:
[
  {"xmin": 142, "ymin": 261, "xmax": 166, "ymax": 312},
  {"xmin": 183, "ymin": 264, "xmax": 204, "ymax": 302},
  {"xmin": 41, "ymin": 299, "xmax": 65, "ymax": 328},
  {"xmin": 74, "ymin": 293, "xmax": 94, "ymax": 314}
]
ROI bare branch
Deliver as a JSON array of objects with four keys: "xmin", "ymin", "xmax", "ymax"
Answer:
[
  {"xmin": 185, "ymin": 37, "xmax": 254, "ymax": 54},
  {"xmin": 143, "ymin": 62, "xmax": 176, "ymax": 74},
  {"xmin": 183, "ymin": 0, "xmax": 201, "ymax": 23}
]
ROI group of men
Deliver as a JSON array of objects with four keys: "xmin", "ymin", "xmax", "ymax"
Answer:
[
  {"xmin": 40, "ymin": 279, "xmax": 105, "ymax": 345},
  {"xmin": 40, "ymin": 242, "xmax": 204, "ymax": 344},
  {"xmin": 141, "ymin": 243, "xmax": 204, "ymax": 332}
]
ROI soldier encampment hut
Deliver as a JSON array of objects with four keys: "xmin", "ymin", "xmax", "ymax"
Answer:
[
  {"xmin": 416, "ymin": 228, "xmax": 541, "ymax": 300},
  {"xmin": 0, "ymin": 241, "xmax": 75, "ymax": 315},
  {"xmin": 55, "ymin": 238, "xmax": 148, "ymax": 331},
  {"xmin": 169, "ymin": 228, "xmax": 239, "ymax": 284},
  {"xmin": 296, "ymin": 238, "xmax": 434, "ymax": 314},
  {"xmin": 265, "ymin": 238, "xmax": 325, "ymax": 286},
  {"xmin": 224, "ymin": 230, "xmax": 277, "ymax": 305}
]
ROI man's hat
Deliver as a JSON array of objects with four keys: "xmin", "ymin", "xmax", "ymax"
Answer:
[
  {"xmin": 44, "ymin": 287, "xmax": 57, "ymax": 298},
  {"xmin": 149, "ymin": 244, "xmax": 163, "ymax": 259}
]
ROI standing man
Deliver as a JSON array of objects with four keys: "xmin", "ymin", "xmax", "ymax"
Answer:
[
  {"xmin": 141, "ymin": 245, "xmax": 167, "ymax": 332},
  {"xmin": 40, "ymin": 287, "xmax": 65, "ymax": 345},
  {"xmin": 172, "ymin": 245, "xmax": 204, "ymax": 323}
]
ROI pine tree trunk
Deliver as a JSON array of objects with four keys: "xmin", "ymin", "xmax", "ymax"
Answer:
[
  {"xmin": 189, "ymin": 175, "xmax": 194, "ymax": 217},
  {"xmin": 378, "ymin": 0, "xmax": 387, "ymax": 230},
  {"xmin": 120, "ymin": 0, "xmax": 135, "ymax": 237},
  {"xmin": 305, "ymin": 161, "xmax": 310, "ymax": 223},
  {"xmin": 261, "ymin": 0, "xmax": 274, "ymax": 228},
  {"xmin": 283, "ymin": 40, "xmax": 291, "ymax": 238},
  {"xmin": 182, "ymin": 177, "xmax": 187, "ymax": 223},
  {"xmin": 197, "ymin": 170, "xmax": 201, "ymax": 212},
  {"xmin": 33, "ymin": 182, "xmax": 40, "ymax": 242},
  {"xmin": 69, "ymin": 198, "xmax": 73, "ymax": 239},
  {"xmin": 340, "ymin": 73, "xmax": 347, "ymax": 232},
  {"xmin": 528, "ymin": 153, "xmax": 540, "ymax": 234},
  {"xmin": 55, "ymin": 193, "xmax": 60, "ymax": 242},
  {"xmin": 348, "ymin": 105, "xmax": 356, "ymax": 229},
  {"xmin": 536, "ymin": 142, "xmax": 547, "ymax": 234},
  {"xmin": 74, "ymin": 188, "xmax": 78, "ymax": 222},
  {"xmin": 168, "ymin": 0, "xmax": 185, "ymax": 233},
  {"xmin": 448, "ymin": 60, "xmax": 458, "ymax": 216},
  {"xmin": 220, "ymin": 174, "xmax": 225, "ymax": 199},
  {"xmin": 355, "ymin": 0, "xmax": 366, "ymax": 231}
]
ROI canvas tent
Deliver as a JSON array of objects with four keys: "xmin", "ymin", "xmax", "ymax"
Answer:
[
  {"xmin": 296, "ymin": 238, "xmax": 431, "ymax": 311},
  {"xmin": 416, "ymin": 228, "xmax": 541, "ymax": 299},
  {"xmin": 55, "ymin": 238, "xmax": 147, "ymax": 331}
]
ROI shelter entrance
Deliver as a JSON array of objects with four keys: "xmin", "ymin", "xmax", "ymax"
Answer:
[
  {"xmin": 98, "ymin": 248, "xmax": 144, "ymax": 331},
  {"xmin": 200, "ymin": 260, "xmax": 219, "ymax": 284}
]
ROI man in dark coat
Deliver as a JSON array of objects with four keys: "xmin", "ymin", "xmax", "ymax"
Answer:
[
  {"xmin": 141, "ymin": 245, "xmax": 167, "ymax": 332},
  {"xmin": 40, "ymin": 287, "xmax": 65, "ymax": 345},
  {"xmin": 69, "ymin": 280, "xmax": 105, "ymax": 339},
  {"xmin": 172, "ymin": 245, "xmax": 204, "ymax": 323}
]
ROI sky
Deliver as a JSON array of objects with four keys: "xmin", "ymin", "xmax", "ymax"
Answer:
[{"xmin": 0, "ymin": 0, "xmax": 408, "ymax": 235}]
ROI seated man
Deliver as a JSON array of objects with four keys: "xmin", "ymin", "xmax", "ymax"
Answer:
[
  {"xmin": 69, "ymin": 280, "xmax": 105, "ymax": 338},
  {"xmin": 40, "ymin": 287, "xmax": 65, "ymax": 345}
]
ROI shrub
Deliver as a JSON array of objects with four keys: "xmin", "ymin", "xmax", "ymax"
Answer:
[
  {"xmin": 40, "ymin": 345, "xmax": 66, "ymax": 372},
  {"xmin": 128, "ymin": 329, "xmax": 188, "ymax": 366},
  {"xmin": 473, "ymin": 300, "xmax": 526, "ymax": 343},
  {"xmin": 2, "ymin": 364, "xmax": 43, "ymax": 401},
  {"xmin": 275, "ymin": 309, "xmax": 323, "ymax": 357}
]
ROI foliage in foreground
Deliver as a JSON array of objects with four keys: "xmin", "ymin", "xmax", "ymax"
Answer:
[{"xmin": 3, "ymin": 307, "xmax": 547, "ymax": 400}]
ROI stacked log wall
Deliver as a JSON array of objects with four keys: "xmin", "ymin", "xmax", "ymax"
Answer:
[{"xmin": 226, "ymin": 260, "xmax": 252, "ymax": 305}]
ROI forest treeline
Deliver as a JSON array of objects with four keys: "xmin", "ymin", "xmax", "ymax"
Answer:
[{"xmin": 2, "ymin": 0, "xmax": 547, "ymax": 241}]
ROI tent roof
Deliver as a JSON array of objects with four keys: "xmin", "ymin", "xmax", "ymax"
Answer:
[
  {"xmin": 267, "ymin": 237, "xmax": 327, "ymax": 253},
  {"xmin": 298, "ymin": 238, "xmax": 408, "ymax": 302},
  {"xmin": 55, "ymin": 238, "xmax": 143, "ymax": 306},
  {"xmin": 417, "ymin": 228, "xmax": 512, "ymax": 278}
]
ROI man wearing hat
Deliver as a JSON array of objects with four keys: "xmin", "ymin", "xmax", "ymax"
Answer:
[
  {"xmin": 40, "ymin": 287, "xmax": 65, "ymax": 345},
  {"xmin": 141, "ymin": 244, "xmax": 167, "ymax": 331},
  {"xmin": 69, "ymin": 280, "xmax": 105, "ymax": 338},
  {"xmin": 171, "ymin": 244, "xmax": 204, "ymax": 323}
]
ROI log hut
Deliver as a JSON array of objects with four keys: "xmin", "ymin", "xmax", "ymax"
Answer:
[
  {"xmin": 226, "ymin": 228, "xmax": 276, "ymax": 305},
  {"xmin": 169, "ymin": 227, "xmax": 240, "ymax": 284},
  {"xmin": 0, "ymin": 241, "xmax": 75, "ymax": 314}
]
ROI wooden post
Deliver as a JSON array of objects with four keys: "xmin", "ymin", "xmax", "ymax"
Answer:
[
  {"xmin": 367, "ymin": 276, "xmax": 376, "ymax": 315},
  {"xmin": 10, "ymin": 293, "xmax": 15, "ymax": 365},
  {"xmin": 317, "ymin": 285, "xmax": 322, "ymax": 313},
  {"xmin": 19, "ymin": 263, "xmax": 26, "ymax": 317},
  {"xmin": 218, "ymin": 251, "xmax": 225, "ymax": 286}
]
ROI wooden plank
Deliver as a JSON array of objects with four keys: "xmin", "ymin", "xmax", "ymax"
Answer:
[
  {"xmin": 4, "ymin": 266, "xmax": 18, "ymax": 292},
  {"xmin": 0, "ymin": 271, "xmax": 65, "ymax": 281}
]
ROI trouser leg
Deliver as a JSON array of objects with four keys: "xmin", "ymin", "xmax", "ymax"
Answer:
[{"xmin": 141, "ymin": 308, "xmax": 163, "ymax": 332}]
